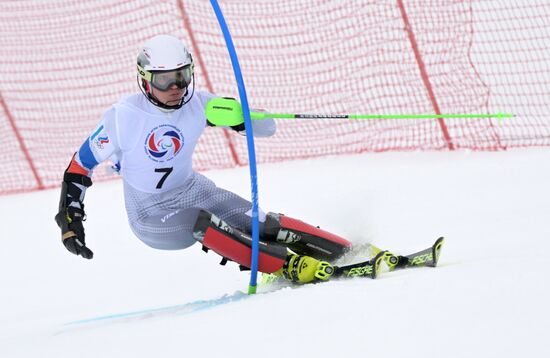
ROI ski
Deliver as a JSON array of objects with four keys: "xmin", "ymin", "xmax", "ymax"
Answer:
[
  {"xmin": 333, "ymin": 250, "xmax": 387, "ymax": 279},
  {"xmin": 260, "ymin": 238, "xmax": 445, "ymax": 287},
  {"xmin": 334, "ymin": 237, "xmax": 445, "ymax": 278},
  {"xmin": 383, "ymin": 237, "xmax": 445, "ymax": 271}
]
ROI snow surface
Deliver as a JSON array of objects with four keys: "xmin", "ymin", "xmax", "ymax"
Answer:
[{"xmin": 1, "ymin": 149, "xmax": 549, "ymax": 357}]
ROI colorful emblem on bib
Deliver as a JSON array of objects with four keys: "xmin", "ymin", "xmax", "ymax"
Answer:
[{"xmin": 145, "ymin": 125, "xmax": 184, "ymax": 162}]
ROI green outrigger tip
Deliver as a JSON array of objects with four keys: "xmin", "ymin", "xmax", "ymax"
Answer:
[{"xmin": 205, "ymin": 97, "xmax": 514, "ymax": 127}]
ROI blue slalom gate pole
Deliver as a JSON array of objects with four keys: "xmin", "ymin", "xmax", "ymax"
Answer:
[{"xmin": 210, "ymin": 0, "xmax": 261, "ymax": 294}]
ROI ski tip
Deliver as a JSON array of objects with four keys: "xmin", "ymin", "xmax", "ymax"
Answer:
[
  {"xmin": 371, "ymin": 250, "xmax": 387, "ymax": 279},
  {"xmin": 431, "ymin": 237, "xmax": 445, "ymax": 267}
]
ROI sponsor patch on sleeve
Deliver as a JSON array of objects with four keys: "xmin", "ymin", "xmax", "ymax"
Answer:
[{"xmin": 91, "ymin": 124, "xmax": 110, "ymax": 150}]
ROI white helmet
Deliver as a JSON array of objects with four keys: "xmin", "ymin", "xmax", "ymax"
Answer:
[{"xmin": 137, "ymin": 35, "xmax": 195, "ymax": 110}]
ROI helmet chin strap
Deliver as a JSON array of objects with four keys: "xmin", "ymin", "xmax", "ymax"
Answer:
[{"xmin": 137, "ymin": 74, "xmax": 195, "ymax": 111}]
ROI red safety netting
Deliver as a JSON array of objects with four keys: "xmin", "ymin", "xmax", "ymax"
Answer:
[{"xmin": 0, "ymin": 0, "xmax": 549, "ymax": 195}]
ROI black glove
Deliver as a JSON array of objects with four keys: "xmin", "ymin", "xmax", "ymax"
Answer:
[
  {"xmin": 55, "ymin": 168, "xmax": 94, "ymax": 260},
  {"xmin": 230, "ymin": 123, "xmax": 245, "ymax": 132},
  {"xmin": 55, "ymin": 206, "xmax": 94, "ymax": 259}
]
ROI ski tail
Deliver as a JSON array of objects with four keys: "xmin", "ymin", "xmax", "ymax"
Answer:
[
  {"xmin": 333, "ymin": 250, "xmax": 386, "ymax": 279},
  {"xmin": 384, "ymin": 237, "xmax": 445, "ymax": 271}
]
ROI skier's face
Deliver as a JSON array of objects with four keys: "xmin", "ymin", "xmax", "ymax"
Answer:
[{"xmin": 151, "ymin": 84, "xmax": 185, "ymax": 106}]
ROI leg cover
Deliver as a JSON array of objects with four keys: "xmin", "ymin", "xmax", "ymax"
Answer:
[
  {"xmin": 193, "ymin": 210, "xmax": 287, "ymax": 273},
  {"xmin": 264, "ymin": 213, "xmax": 352, "ymax": 262}
]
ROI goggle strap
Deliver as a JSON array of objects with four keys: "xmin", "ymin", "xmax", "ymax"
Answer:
[{"xmin": 137, "ymin": 64, "xmax": 153, "ymax": 82}]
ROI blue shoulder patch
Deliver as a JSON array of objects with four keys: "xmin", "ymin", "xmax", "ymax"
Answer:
[{"xmin": 78, "ymin": 139, "xmax": 99, "ymax": 170}]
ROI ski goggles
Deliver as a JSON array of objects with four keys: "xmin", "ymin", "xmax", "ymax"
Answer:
[{"xmin": 138, "ymin": 65, "xmax": 193, "ymax": 91}]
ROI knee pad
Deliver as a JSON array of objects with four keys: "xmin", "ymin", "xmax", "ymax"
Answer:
[
  {"xmin": 192, "ymin": 210, "xmax": 287, "ymax": 273},
  {"xmin": 263, "ymin": 213, "xmax": 352, "ymax": 261}
]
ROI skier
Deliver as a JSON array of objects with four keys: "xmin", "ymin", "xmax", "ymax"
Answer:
[{"xmin": 54, "ymin": 34, "xmax": 359, "ymax": 284}]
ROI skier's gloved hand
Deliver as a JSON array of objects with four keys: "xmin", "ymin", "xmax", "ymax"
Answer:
[
  {"xmin": 55, "ymin": 165, "xmax": 94, "ymax": 259},
  {"xmin": 55, "ymin": 206, "xmax": 94, "ymax": 259}
]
